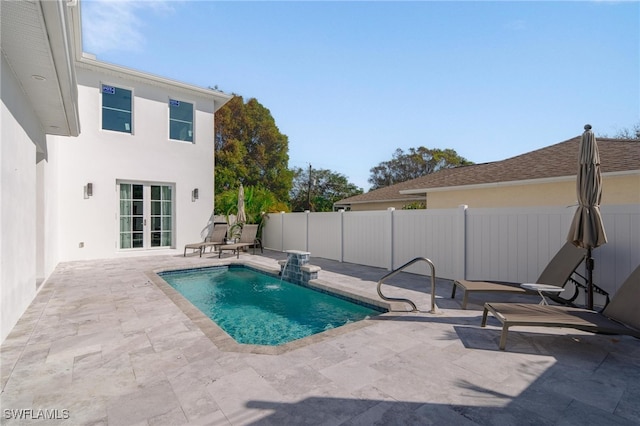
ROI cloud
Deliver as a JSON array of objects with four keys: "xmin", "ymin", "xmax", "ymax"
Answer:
[{"xmin": 81, "ymin": 0, "xmax": 175, "ymax": 55}]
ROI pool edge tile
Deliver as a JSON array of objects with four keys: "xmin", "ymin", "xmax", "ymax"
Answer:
[{"xmin": 144, "ymin": 267, "xmax": 391, "ymax": 355}]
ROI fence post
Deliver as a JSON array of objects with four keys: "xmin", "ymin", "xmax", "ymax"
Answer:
[
  {"xmin": 305, "ymin": 210, "xmax": 310, "ymax": 252},
  {"xmin": 339, "ymin": 209, "xmax": 345, "ymax": 263},
  {"xmin": 387, "ymin": 207, "xmax": 395, "ymax": 271},
  {"xmin": 280, "ymin": 211, "xmax": 285, "ymax": 252},
  {"xmin": 456, "ymin": 205, "xmax": 468, "ymax": 280}
]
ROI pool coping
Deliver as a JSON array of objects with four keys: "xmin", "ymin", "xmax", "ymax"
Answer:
[{"xmin": 145, "ymin": 260, "xmax": 398, "ymax": 355}]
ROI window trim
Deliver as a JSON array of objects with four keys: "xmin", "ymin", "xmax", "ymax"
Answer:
[
  {"xmin": 100, "ymin": 82, "xmax": 134, "ymax": 135},
  {"xmin": 116, "ymin": 180, "xmax": 175, "ymax": 251},
  {"xmin": 168, "ymin": 97, "xmax": 195, "ymax": 143}
]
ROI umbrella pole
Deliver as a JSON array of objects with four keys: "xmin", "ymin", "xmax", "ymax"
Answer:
[{"xmin": 586, "ymin": 248, "xmax": 594, "ymax": 310}]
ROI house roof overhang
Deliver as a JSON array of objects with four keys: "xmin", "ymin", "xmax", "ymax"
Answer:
[
  {"xmin": 333, "ymin": 196, "xmax": 424, "ymax": 211},
  {"xmin": 74, "ymin": 55, "xmax": 233, "ymax": 112},
  {"xmin": 1, "ymin": 0, "xmax": 81, "ymax": 138},
  {"xmin": 68, "ymin": 2, "xmax": 233, "ymax": 112},
  {"xmin": 334, "ymin": 196, "xmax": 424, "ymax": 205},
  {"xmin": 399, "ymin": 170, "xmax": 640, "ymax": 195}
]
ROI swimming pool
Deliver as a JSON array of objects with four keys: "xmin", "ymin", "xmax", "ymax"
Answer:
[{"xmin": 159, "ymin": 265, "xmax": 384, "ymax": 346}]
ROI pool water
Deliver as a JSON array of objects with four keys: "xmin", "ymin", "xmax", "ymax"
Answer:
[{"xmin": 160, "ymin": 266, "xmax": 383, "ymax": 346}]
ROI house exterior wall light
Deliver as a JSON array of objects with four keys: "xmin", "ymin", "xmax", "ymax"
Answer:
[{"xmin": 84, "ymin": 183, "xmax": 93, "ymax": 198}]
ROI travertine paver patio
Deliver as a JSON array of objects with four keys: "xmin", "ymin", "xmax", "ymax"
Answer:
[{"xmin": 1, "ymin": 251, "xmax": 639, "ymax": 425}]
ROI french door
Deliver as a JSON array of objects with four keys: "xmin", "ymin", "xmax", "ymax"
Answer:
[{"xmin": 118, "ymin": 182, "xmax": 173, "ymax": 249}]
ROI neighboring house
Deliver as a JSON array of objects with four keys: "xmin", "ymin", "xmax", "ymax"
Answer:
[
  {"xmin": 333, "ymin": 179, "xmax": 425, "ymax": 211},
  {"xmin": 1, "ymin": 0, "xmax": 231, "ymax": 341},
  {"xmin": 335, "ymin": 137, "xmax": 640, "ymax": 211}
]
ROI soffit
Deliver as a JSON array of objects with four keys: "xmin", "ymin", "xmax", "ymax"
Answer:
[{"xmin": 1, "ymin": 0, "xmax": 79, "ymax": 136}]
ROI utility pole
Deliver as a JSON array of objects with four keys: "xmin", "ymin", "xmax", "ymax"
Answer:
[{"xmin": 307, "ymin": 164, "xmax": 312, "ymax": 211}]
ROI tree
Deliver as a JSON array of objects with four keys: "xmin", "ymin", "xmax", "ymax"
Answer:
[
  {"xmin": 368, "ymin": 147, "xmax": 473, "ymax": 190},
  {"xmin": 215, "ymin": 95, "xmax": 293, "ymax": 201},
  {"xmin": 290, "ymin": 166, "xmax": 363, "ymax": 212},
  {"xmin": 597, "ymin": 122, "xmax": 640, "ymax": 140},
  {"xmin": 612, "ymin": 123, "xmax": 640, "ymax": 140},
  {"xmin": 402, "ymin": 201, "xmax": 426, "ymax": 210},
  {"xmin": 215, "ymin": 185, "xmax": 289, "ymax": 223}
]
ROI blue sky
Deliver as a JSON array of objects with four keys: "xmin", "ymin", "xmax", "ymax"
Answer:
[{"xmin": 81, "ymin": 0, "xmax": 639, "ymax": 191}]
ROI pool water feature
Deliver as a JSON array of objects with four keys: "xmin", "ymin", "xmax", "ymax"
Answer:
[
  {"xmin": 279, "ymin": 255, "xmax": 290, "ymax": 285},
  {"xmin": 160, "ymin": 266, "xmax": 384, "ymax": 346}
]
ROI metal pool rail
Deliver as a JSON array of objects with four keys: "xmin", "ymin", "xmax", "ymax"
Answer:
[{"xmin": 376, "ymin": 257, "xmax": 438, "ymax": 313}]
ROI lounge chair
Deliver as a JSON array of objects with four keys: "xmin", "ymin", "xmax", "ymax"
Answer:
[
  {"xmin": 183, "ymin": 224, "xmax": 227, "ymax": 257},
  {"xmin": 216, "ymin": 224, "xmax": 263, "ymax": 258},
  {"xmin": 451, "ymin": 242, "xmax": 587, "ymax": 309},
  {"xmin": 481, "ymin": 265, "xmax": 640, "ymax": 350}
]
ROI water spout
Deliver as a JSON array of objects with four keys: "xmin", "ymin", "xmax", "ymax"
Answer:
[{"xmin": 280, "ymin": 254, "xmax": 292, "ymax": 284}]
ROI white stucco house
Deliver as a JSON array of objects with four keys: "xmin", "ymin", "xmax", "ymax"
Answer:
[{"xmin": 1, "ymin": 0, "xmax": 232, "ymax": 342}]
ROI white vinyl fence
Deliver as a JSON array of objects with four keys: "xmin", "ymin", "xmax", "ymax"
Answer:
[{"xmin": 261, "ymin": 204, "xmax": 640, "ymax": 297}]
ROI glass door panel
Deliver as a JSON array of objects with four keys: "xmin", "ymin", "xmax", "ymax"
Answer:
[
  {"xmin": 120, "ymin": 183, "xmax": 144, "ymax": 249},
  {"xmin": 119, "ymin": 183, "xmax": 173, "ymax": 250},
  {"xmin": 150, "ymin": 185, "xmax": 172, "ymax": 247}
]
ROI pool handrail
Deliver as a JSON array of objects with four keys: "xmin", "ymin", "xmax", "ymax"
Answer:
[{"xmin": 376, "ymin": 257, "xmax": 438, "ymax": 313}]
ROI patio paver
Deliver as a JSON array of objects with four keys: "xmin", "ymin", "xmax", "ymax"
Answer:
[{"xmin": 1, "ymin": 251, "xmax": 639, "ymax": 425}]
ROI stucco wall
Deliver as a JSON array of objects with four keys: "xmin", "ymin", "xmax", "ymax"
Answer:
[
  {"xmin": 48, "ymin": 67, "xmax": 216, "ymax": 261},
  {"xmin": 1, "ymin": 55, "xmax": 43, "ymax": 342},
  {"xmin": 426, "ymin": 175, "xmax": 640, "ymax": 209},
  {"xmin": 36, "ymin": 140, "xmax": 61, "ymax": 282},
  {"xmin": 601, "ymin": 174, "xmax": 640, "ymax": 205}
]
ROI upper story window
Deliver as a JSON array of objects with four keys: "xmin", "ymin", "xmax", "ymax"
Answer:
[
  {"xmin": 169, "ymin": 99, "xmax": 194, "ymax": 142},
  {"xmin": 102, "ymin": 85, "xmax": 132, "ymax": 133}
]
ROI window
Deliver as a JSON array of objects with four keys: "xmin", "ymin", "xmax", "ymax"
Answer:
[
  {"xmin": 102, "ymin": 85, "xmax": 132, "ymax": 133},
  {"xmin": 169, "ymin": 99, "xmax": 193, "ymax": 142},
  {"xmin": 119, "ymin": 183, "xmax": 173, "ymax": 249}
]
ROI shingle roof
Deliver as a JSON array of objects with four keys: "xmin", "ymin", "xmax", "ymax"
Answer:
[
  {"xmin": 334, "ymin": 177, "xmax": 424, "ymax": 205},
  {"xmin": 337, "ymin": 137, "xmax": 640, "ymax": 205}
]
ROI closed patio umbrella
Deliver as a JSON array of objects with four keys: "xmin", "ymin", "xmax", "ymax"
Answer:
[
  {"xmin": 567, "ymin": 124, "xmax": 607, "ymax": 310},
  {"xmin": 236, "ymin": 184, "xmax": 247, "ymax": 225}
]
